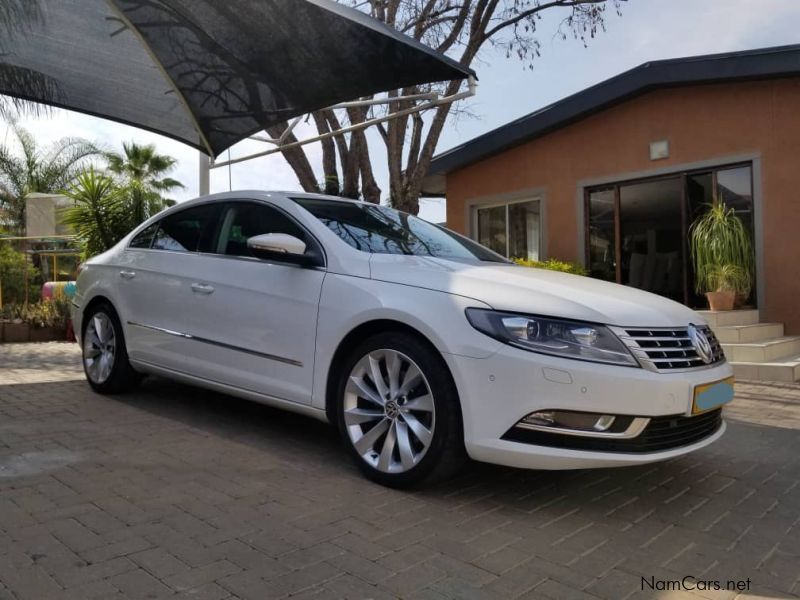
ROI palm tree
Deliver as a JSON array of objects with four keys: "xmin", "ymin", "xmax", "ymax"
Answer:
[
  {"xmin": 105, "ymin": 142, "xmax": 183, "ymax": 224},
  {"xmin": 60, "ymin": 168, "xmax": 129, "ymax": 258},
  {"xmin": 0, "ymin": 119, "xmax": 99, "ymax": 233}
]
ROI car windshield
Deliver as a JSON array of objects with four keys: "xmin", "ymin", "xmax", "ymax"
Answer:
[{"xmin": 294, "ymin": 198, "xmax": 508, "ymax": 263}]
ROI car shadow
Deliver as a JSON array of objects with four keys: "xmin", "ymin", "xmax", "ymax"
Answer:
[{"xmin": 2, "ymin": 375, "xmax": 798, "ymax": 598}]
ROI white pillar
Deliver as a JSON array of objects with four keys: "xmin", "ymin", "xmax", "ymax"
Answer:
[{"xmin": 198, "ymin": 152, "xmax": 211, "ymax": 196}]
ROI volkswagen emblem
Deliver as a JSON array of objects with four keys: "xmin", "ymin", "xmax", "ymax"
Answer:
[
  {"xmin": 384, "ymin": 400, "xmax": 400, "ymax": 420},
  {"xmin": 688, "ymin": 323, "xmax": 713, "ymax": 364}
]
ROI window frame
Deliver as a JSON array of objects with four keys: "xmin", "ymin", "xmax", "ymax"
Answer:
[
  {"xmin": 201, "ymin": 200, "xmax": 327, "ymax": 267},
  {"xmin": 583, "ymin": 161, "xmax": 755, "ymax": 307},
  {"xmin": 127, "ymin": 222, "xmax": 160, "ymax": 250},
  {"xmin": 125, "ymin": 200, "xmax": 225, "ymax": 255},
  {"xmin": 471, "ymin": 197, "xmax": 542, "ymax": 260}
]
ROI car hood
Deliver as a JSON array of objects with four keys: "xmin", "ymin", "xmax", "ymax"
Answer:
[{"xmin": 368, "ymin": 255, "xmax": 705, "ymax": 328}]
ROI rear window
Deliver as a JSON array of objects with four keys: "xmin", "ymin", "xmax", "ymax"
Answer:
[
  {"xmin": 152, "ymin": 204, "xmax": 222, "ymax": 253},
  {"xmin": 129, "ymin": 223, "xmax": 158, "ymax": 249}
]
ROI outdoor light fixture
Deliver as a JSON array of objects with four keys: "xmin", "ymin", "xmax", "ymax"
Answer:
[{"xmin": 649, "ymin": 140, "xmax": 670, "ymax": 160}]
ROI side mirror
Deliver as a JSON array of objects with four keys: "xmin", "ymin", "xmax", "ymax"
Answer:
[{"xmin": 246, "ymin": 233, "xmax": 316, "ymax": 266}]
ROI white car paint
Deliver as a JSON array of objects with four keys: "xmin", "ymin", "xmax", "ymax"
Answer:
[{"xmin": 72, "ymin": 191, "xmax": 733, "ymax": 471}]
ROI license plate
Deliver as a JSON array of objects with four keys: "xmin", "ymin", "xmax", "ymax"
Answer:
[{"xmin": 693, "ymin": 376, "xmax": 735, "ymax": 414}]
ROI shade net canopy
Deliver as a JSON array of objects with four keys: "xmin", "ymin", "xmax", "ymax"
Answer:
[{"xmin": 0, "ymin": 0, "xmax": 473, "ymax": 157}]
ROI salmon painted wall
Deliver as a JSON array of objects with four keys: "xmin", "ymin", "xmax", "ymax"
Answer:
[{"xmin": 445, "ymin": 79, "xmax": 800, "ymax": 333}]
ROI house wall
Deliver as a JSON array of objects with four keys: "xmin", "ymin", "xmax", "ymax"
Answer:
[{"xmin": 445, "ymin": 78, "xmax": 800, "ymax": 333}]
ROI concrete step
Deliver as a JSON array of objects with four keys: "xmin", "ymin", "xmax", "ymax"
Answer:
[
  {"xmin": 732, "ymin": 355, "xmax": 800, "ymax": 383},
  {"xmin": 697, "ymin": 309, "xmax": 759, "ymax": 328},
  {"xmin": 722, "ymin": 336, "xmax": 800, "ymax": 363},
  {"xmin": 714, "ymin": 323, "xmax": 785, "ymax": 344}
]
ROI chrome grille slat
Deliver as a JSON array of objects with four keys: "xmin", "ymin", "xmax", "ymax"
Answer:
[{"xmin": 614, "ymin": 325, "xmax": 726, "ymax": 373}]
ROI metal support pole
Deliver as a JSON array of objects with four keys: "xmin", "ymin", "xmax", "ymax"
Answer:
[{"xmin": 198, "ymin": 152, "xmax": 211, "ymax": 196}]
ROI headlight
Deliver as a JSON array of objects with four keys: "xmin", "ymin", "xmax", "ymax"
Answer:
[{"xmin": 465, "ymin": 308, "xmax": 639, "ymax": 367}]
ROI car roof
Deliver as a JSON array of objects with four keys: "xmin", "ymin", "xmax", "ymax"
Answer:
[{"xmin": 179, "ymin": 191, "xmax": 371, "ymax": 208}]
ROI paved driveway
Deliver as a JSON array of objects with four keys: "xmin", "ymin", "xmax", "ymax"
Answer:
[{"xmin": 1, "ymin": 342, "xmax": 799, "ymax": 600}]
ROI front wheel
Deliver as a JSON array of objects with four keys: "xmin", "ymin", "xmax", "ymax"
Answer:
[
  {"xmin": 336, "ymin": 332, "xmax": 465, "ymax": 487},
  {"xmin": 82, "ymin": 303, "xmax": 141, "ymax": 394}
]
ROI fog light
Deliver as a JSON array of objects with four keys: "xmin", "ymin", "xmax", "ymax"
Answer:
[
  {"xmin": 523, "ymin": 411, "xmax": 557, "ymax": 427},
  {"xmin": 522, "ymin": 410, "xmax": 616, "ymax": 432}
]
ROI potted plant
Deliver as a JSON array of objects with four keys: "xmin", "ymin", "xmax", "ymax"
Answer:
[
  {"xmin": 703, "ymin": 264, "xmax": 750, "ymax": 311},
  {"xmin": 689, "ymin": 202, "xmax": 754, "ymax": 311}
]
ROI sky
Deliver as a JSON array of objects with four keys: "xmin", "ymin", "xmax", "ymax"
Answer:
[{"xmin": 4, "ymin": 0, "xmax": 800, "ymax": 223}]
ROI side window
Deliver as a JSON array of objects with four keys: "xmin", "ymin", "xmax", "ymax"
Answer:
[
  {"xmin": 219, "ymin": 202, "xmax": 306, "ymax": 257},
  {"xmin": 152, "ymin": 204, "xmax": 223, "ymax": 252},
  {"xmin": 129, "ymin": 223, "xmax": 159, "ymax": 249}
]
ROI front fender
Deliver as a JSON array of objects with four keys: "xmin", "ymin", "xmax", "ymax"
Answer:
[{"xmin": 311, "ymin": 274, "xmax": 501, "ymax": 410}]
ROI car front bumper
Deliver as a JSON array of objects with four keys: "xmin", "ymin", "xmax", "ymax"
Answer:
[{"xmin": 444, "ymin": 344, "xmax": 733, "ymax": 470}]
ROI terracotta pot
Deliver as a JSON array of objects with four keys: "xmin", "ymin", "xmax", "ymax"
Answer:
[
  {"xmin": 734, "ymin": 292, "xmax": 749, "ymax": 309},
  {"xmin": 2, "ymin": 322, "xmax": 30, "ymax": 343},
  {"xmin": 706, "ymin": 291, "xmax": 735, "ymax": 311}
]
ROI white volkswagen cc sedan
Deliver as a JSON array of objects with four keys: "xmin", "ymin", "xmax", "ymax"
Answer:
[{"xmin": 72, "ymin": 191, "xmax": 734, "ymax": 487}]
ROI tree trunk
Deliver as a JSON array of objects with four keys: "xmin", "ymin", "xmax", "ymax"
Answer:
[
  {"xmin": 265, "ymin": 123, "xmax": 319, "ymax": 193},
  {"xmin": 357, "ymin": 132, "xmax": 381, "ymax": 204},
  {"xmin": 311, "ymin": 112, "xmax": 340, "ymax": 196}
]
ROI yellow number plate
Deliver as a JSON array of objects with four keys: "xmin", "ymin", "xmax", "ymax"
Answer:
[{"xmin": 693, "ymin": 376, "xmax": 735, "ymax": 414}]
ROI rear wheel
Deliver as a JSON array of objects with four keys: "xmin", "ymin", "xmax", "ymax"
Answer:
[
  {"xmin": 82, "ymin": 303, "xmax": 141, "ymax": 394},
  {"xmin": 336, "ymin": 332, "xmax": 465, "ymax": 487}
]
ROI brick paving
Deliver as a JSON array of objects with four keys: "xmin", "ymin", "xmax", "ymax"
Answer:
[{"xmin": 0, "ymin": 342, "xmax": 799, "ymax": 600}]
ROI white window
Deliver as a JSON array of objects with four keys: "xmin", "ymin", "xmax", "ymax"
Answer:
[{"xmin": 474, "ymin": 199, "xmax": 540, "ymax": 260}]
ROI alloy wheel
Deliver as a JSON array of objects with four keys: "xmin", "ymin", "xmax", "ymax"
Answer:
[
  {"xmin": 83, "ymin": 313, "xmax": 116, "ymax": 384},
  {"xmin": 343, "ymin": 349, "xmax": 436, "ymax": 474}
]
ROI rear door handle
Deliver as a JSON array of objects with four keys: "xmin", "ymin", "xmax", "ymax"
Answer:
[
  {"xmin": 191, "ymin": 283, "xmax": 215, "ymax": 295},
  {"xmin": 119, "ymin": 270, "xmax": 136, "ymax": 280}
]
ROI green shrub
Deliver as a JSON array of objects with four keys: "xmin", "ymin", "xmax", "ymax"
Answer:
[
  {"xmin": 513, "ymin": 257, "xmax": 588, "ymax": 276},
  {"xmin": 0, "ymin": 243, "xmax": 42, "ymax": 305},
  {"xmin": 0, "ymin": 300, "xmax": 69, "ymax": 328}
]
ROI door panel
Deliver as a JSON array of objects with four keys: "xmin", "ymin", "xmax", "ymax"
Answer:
[
  {"xmin": 182, "ymin": 202, "xmax": 325, "ymax": 404},
  {"xmin": 118, "ymin": 202, "xmax": 224, "ymax": 371},
  {"xmin": 117, "ymin": 250, "xmax": 194, "ymax": 371}
]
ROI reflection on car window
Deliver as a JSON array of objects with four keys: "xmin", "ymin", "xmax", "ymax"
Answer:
[
  {"xmin": 220, "ymin": 202, "xmax": 305, "ymax": 257},
  {"xmin": 129, "ymin": 223, "xmax": 158, "ymax": 249},
  {"xmin": 294, "ymin": 198, "xmax": 507, "ymax": 262},
  {"xmin": 152, "ymin": 204, "xmax": 222, "ymax": 252}
]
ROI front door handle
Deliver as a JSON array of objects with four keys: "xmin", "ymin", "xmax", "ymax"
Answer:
[
  {"xmin": 119, "ymin": 270, "xmax": 136, "ymax": 280},
  {"xmin": 191, "ymin": 283, "xmax": 215, "ymax": 295}
]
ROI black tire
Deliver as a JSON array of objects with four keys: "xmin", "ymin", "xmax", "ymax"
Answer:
[
  {"xmin": 81, "ymin": 302, "xmax": 141, "ymax": 394},
  {"xmin": 335, "ymin": 331, "xmax": 466, "ymax": 488}
]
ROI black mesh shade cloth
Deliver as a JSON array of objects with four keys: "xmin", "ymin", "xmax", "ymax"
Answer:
[{"xmin": 0, "ymin": 0, "xmax": 473, "ymax": 157}]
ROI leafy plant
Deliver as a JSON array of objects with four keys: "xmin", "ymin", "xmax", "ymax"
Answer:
[
  {"xmin": 705, "ymin": 264, "xmax": 750, "ymax": 294},
  {"xmin": 60, "ymin": 168, "xmax": 130, "ymax": 258},
  {"xmin": 106, "ymin": 141, "xmax": 183, "ymax": 223},
  {"xmin": 0, "ymin": 241, "xmax": 41, "ymax": 305},
  {"xmin": 689, "ymin": 202, "xmax": 753, "ymax": 296},
  {"xmin": 0, "ymin": 119, "xmax": 100, "ymax": 233},
  {"xmin": 0, "ymin": 300, "xmax": 67, "ymax": 328},
  {"xmin": 514, "ymin": 257, "xmax": 588, "ymax": 276}
]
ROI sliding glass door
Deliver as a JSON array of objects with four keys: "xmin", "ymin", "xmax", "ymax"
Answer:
[{"xmin": 586, "ymin": 163, "xmax": 755, "ymax": 307}]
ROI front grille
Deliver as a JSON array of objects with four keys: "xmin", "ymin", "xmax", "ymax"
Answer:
[
  {"xmin": 503, "ymin": 408, "xmax": 723, "ymax": 454},
  {"xmin": 614, "ymin": 326, "xmax": 725, "ymax": 372}
]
